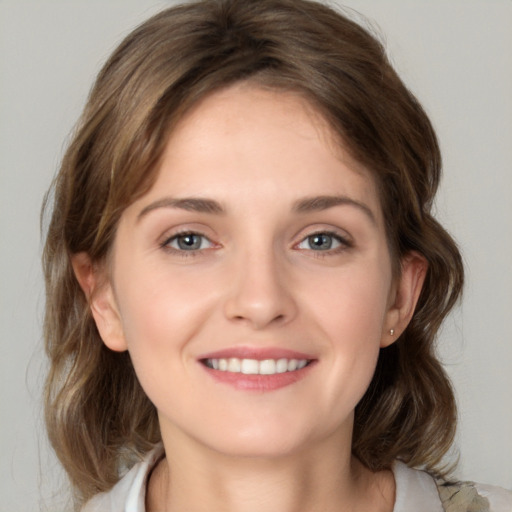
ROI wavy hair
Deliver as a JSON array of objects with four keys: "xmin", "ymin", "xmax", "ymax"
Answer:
[{"xmin": 42, "ymin": 0, "xmax": 463, "ymax": 506}]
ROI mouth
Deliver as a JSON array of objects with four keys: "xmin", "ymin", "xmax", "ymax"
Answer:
[
  {"xmin": 202, "ymin": 357, "xmax": 312, "ymax": 375},
  {"xmin": 198, "ymin": 348, "xmax": 316, "ymax": 391}
]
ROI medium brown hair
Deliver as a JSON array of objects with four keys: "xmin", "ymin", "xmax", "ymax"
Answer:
[{"xmin": 42, "ymin": 0, "xmax": 463, "ymax": 506}]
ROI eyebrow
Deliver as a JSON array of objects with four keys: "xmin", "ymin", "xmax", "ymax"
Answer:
[
  {"xmin": 293, "ymin": 195, "xmax": 376, "ymax": 224},
  {"xmin": 137, "ymin": 197, "xmax": 225, "ymax": 221},
  {"xmin": 137, "ymin": 194, "xmax": 376, "ymax": 224}
]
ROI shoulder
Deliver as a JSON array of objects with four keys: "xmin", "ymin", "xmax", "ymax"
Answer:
[
  {"xmin": 437, "ymin": 480, "xmax": 512, "ymax": 512},
  {"xmin": 393, "ymin": 461, "xmax": 444, "ymax": 512},
  {"xmin": 81, "ymin": 444, "xmax": 164, "ymax": 512},
  {"xmin": 392, "ymin": 461, "xmax": 512, "ymax": 512}
]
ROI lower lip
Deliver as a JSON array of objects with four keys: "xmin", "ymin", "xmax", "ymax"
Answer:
[{"xmin": 201, "ymin": 362, "xmax": 315, "ymax": 391}]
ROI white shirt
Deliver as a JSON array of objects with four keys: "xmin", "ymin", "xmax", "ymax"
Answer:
[{"xmin": 82, "ymin": 446, "xmax": 512, "ymax": 512}]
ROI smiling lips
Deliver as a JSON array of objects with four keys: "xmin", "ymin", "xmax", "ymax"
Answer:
[
  {"xmin": 199, "ymin": 348, "xmax": 315, "ymax": 391},
  {"xmin": 204, "ymin": 357, "xmax": 310, "ymax": 375}
]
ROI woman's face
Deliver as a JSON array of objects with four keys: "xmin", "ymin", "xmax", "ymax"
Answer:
[{"xmin": 93, "ymin": 84, "xmax": 413, "ymax": 458}]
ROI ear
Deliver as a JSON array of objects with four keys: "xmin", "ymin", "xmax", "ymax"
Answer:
[
  {"xmin": 381, "ymin": 251, "xmax": 428, "ymax": 347},
  {"xmin": 71, "ymin": 252, "xmax": 128, "ymax": 352}
]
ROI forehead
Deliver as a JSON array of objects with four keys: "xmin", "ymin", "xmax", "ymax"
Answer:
[
  {"xmin": 127, "ymin": 83, "xmax": 383, "ymax": 223},
  {"xmin": 170, "ymin": 83, "xmax": 355, "ymax": 161}
]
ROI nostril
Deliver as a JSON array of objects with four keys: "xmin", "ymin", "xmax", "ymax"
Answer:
[{"xmin": 234, "ymin": 312, "xmax": 285, "ymax": 322}]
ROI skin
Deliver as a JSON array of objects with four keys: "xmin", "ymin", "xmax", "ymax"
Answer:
[{"xmin": 73, "ymin": 83, "xmax": 426, "ymax": 512}]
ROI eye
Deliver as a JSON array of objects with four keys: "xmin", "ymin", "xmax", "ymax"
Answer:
[
  {"xmin": 296, "ymin": 232, "xmax": 349, "ymax": 252},
  {"xmin": 164, "ymin": 232, "xmax": 214, "ymax": 251}
]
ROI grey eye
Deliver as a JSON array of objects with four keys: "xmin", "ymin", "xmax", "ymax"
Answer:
[
  {"xmin": 169, "ymin": 233, "xmax": 211, "ymax": 251},
  {"xmin": 304, "ymin": 233, "xmax": 339, "ymax": 251}
]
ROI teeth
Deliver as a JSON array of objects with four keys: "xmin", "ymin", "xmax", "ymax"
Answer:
[
  {"xmin": 276, "ymin": 358, "xmax": 288, "ymax": 373},
  {"xmin": 205, "ymin": 357, "xmax": 310, "ymax": 375},
  {"xmin": 287, "ymin": 359, "xmax": 298, "ymax": 371},
  {"xmin": 259, "ymin": 359, "xmax": 276, "ymax": 375},
  {"xmin": 228, "ymin": 358, "xmax": 241, "ymax": 372},
  {"xmin": 241, "ymin": 359, "xmax": 259, "ymax": 374}
]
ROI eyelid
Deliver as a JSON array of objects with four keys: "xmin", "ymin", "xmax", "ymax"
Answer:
[
  {"xmin": 158, "ymin": 225, "xmax": 352, "ymax": 258},
  {"xmin": 160, "ymin": 229, "xmax": 219, "ymax": 256},
  {"xmin": 293, "ymin": 228, "xmax": 353, "ymax": 253}
]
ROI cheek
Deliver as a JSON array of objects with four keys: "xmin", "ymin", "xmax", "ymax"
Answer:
[
  {"xmin": 113, "ymin": 262, "xmax": 221, "ymax": 357},
  {"xmin": 111, "ymin": 268, "xmax": 219, "ymax": 415},
  {"xmin": 307, "ymin": 263, "xmax": 391, "ymax": 339},
  {"xmin": 303, "ymin": 262, "xmax": 392, "ymax": 400}
]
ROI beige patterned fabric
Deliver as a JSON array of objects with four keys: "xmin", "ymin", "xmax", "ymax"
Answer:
[{"xmin": 438, "ymin": 481, "xmax": 491, "ymax": 512}]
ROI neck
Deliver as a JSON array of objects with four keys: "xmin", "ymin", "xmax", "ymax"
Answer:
[{"xmin": 146, "ymin": 430, "xmax": 395, "ymax": 512}]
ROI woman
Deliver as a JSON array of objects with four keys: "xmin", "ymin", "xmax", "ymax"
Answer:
[{"xmin": 42, "ymin": 0, "xmax": 511, "ymax": 510}]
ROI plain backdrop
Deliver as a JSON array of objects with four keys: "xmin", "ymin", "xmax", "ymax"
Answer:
[{"xmin": 1, "ymin": 1, "xmax": 511, "ymax": 510}]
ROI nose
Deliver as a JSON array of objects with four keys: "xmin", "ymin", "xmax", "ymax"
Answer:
[{"xmin": 223, "ymin": 249, "xmax": 298, "ymax": 330}]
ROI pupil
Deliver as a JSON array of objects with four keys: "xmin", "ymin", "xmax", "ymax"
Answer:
[
  {"xmin": 178, "ymin": 234, "xmax": 200, "ymax": 250},
  {"xmin": 310, "ymin": 234, "xmax": 332, "ymax": 250}
]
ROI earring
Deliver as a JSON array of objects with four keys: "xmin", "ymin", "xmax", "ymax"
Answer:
[{"xmin": 389, "ymin": 329, "xmax": 395, "ymax": 336}]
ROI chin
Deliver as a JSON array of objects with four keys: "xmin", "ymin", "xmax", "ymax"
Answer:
[
  {"xmin": 198, "ymin": 419, "xmax": 324, "ymax": 460},
  {"xmin": 210, "ymin": 437, "xmax": 303, "ymax": 459}
]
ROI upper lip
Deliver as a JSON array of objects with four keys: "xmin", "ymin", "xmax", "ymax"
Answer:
[{"xmin": 198, "ymin": 346, "xmax": 316, "ymax": 361}]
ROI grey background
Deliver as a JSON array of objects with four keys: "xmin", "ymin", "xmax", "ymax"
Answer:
[{"xmin": 1, "ymin": 1, "xmax": 511, "ymax": 510}]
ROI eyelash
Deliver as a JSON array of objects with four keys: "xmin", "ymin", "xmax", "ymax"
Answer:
[
  {"xmin": 294, "ymin": 230, "xmax": 352, "ymax": 257},
  {"xmin": 161, "ymin": 229, "xmax": 352, "ymax": 259},
  {"xmin": 160, "ymin": 231, "xmax": 216, "ymax": 258}
]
